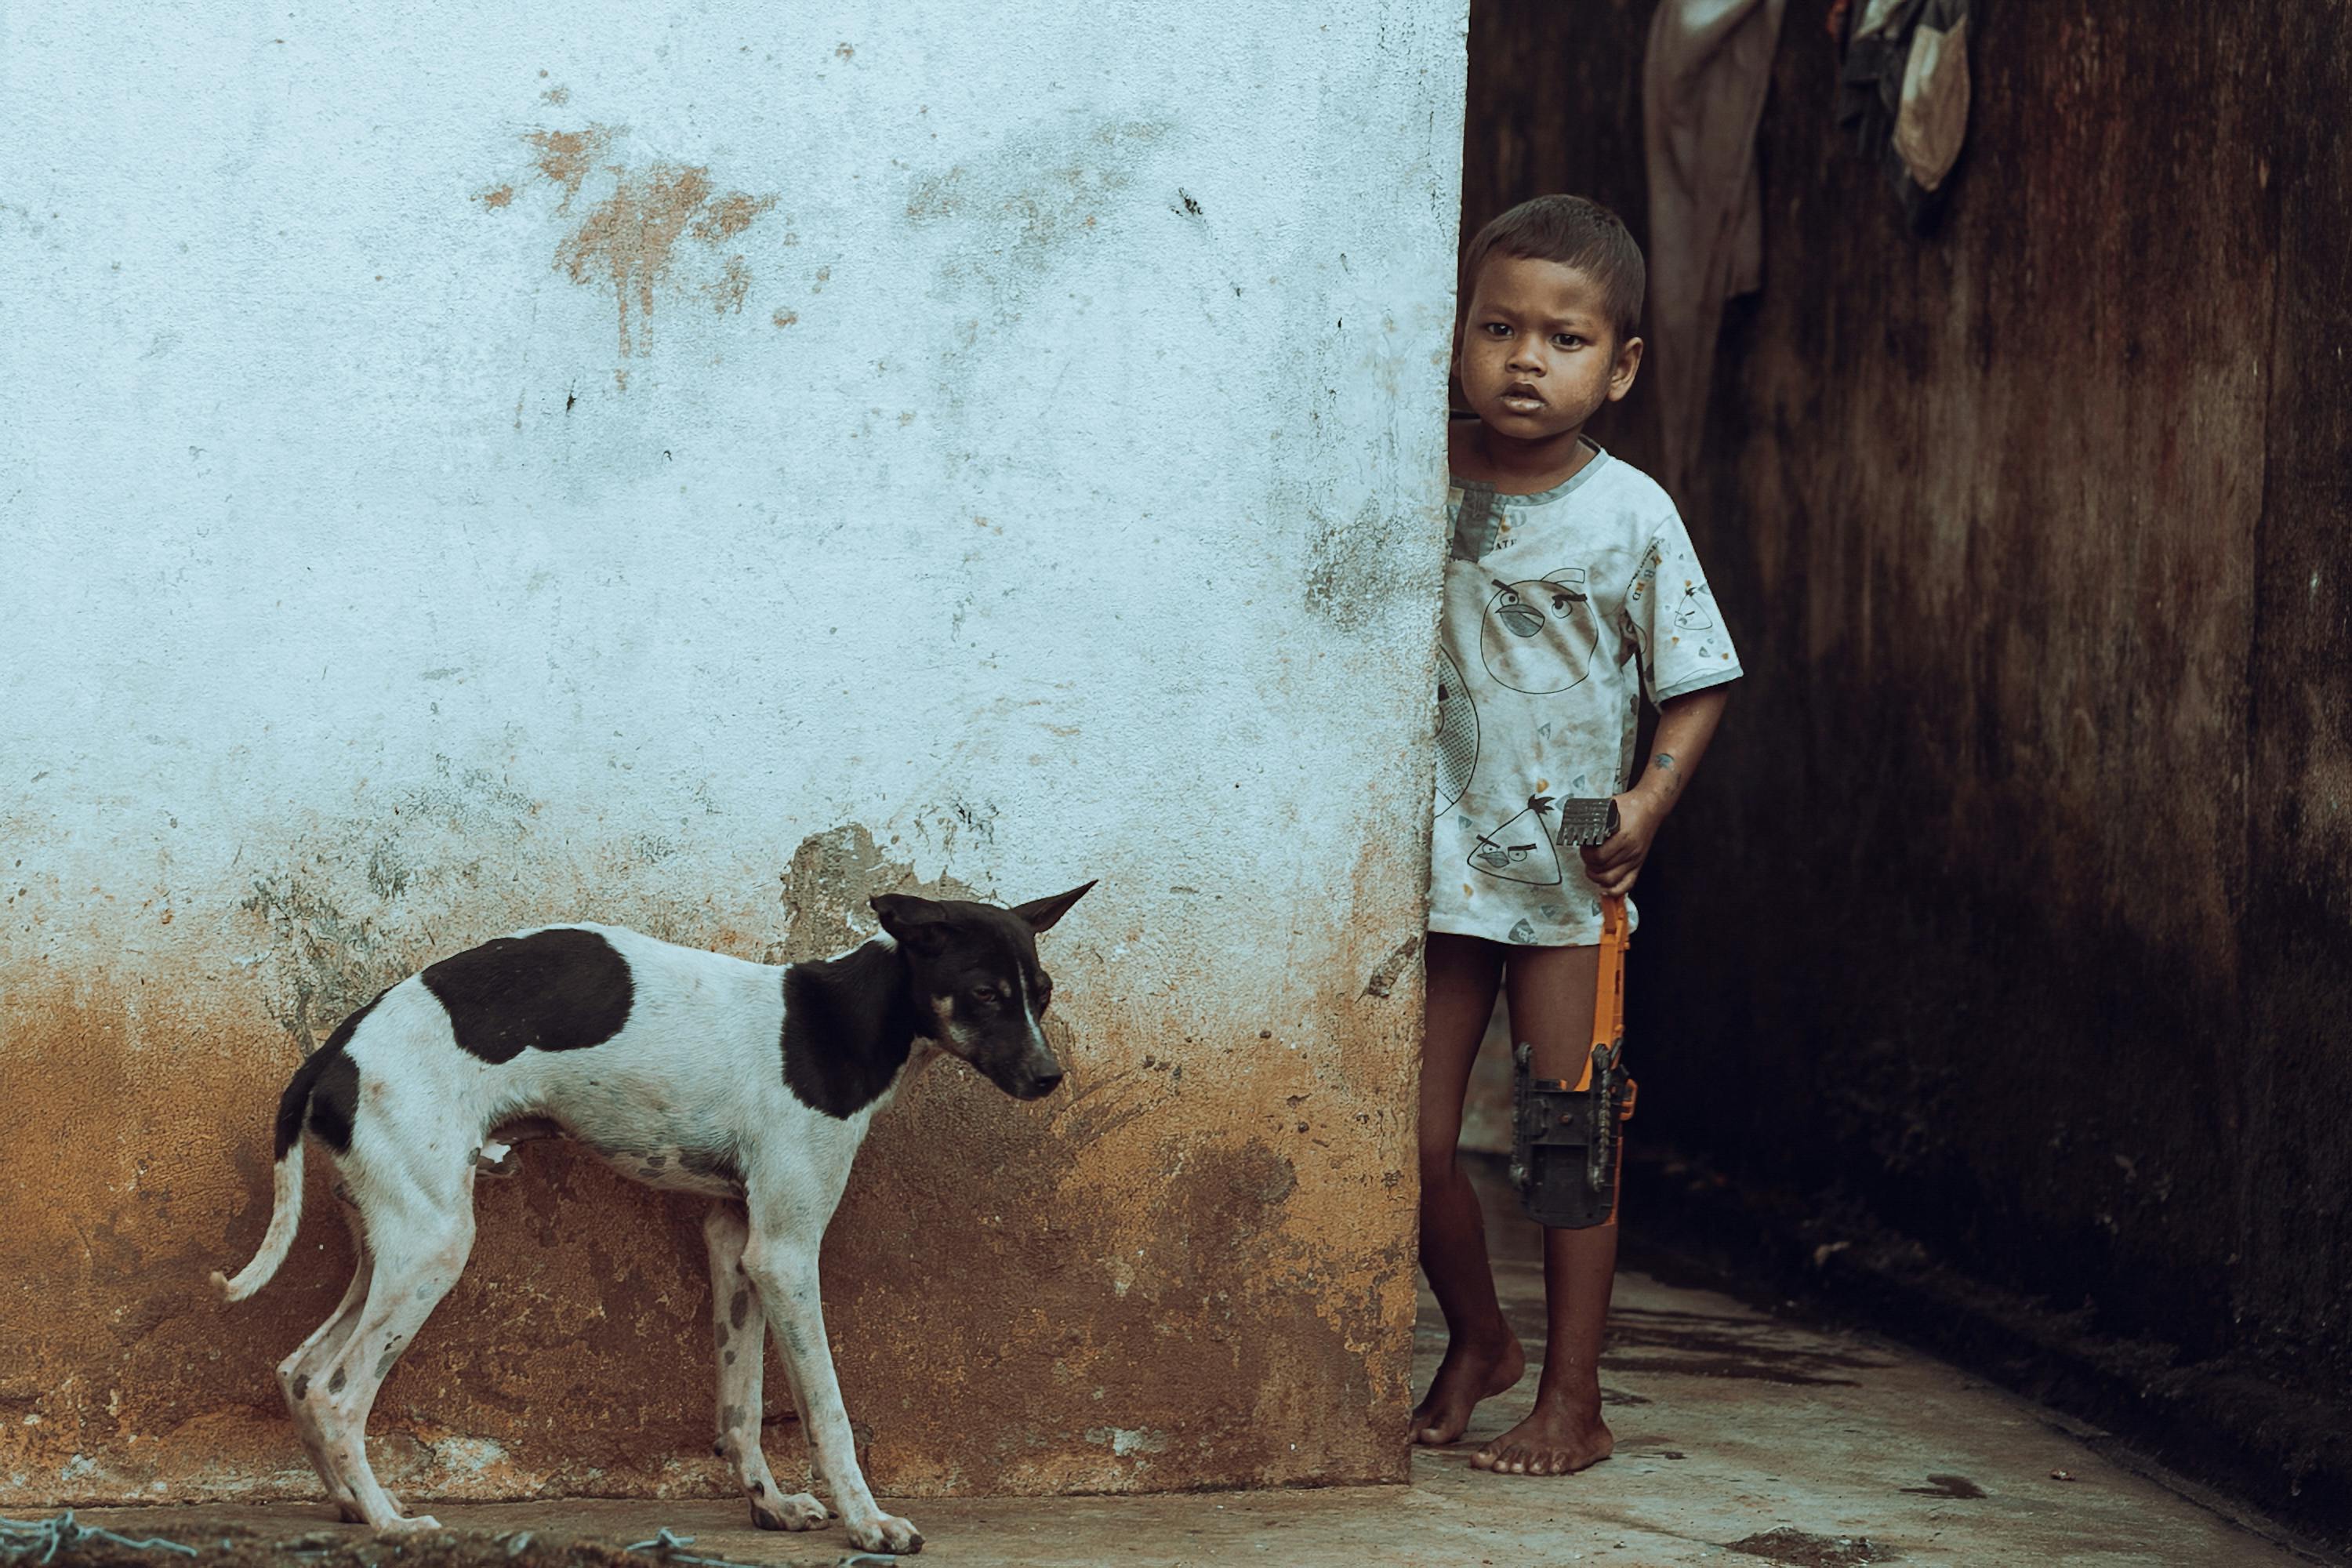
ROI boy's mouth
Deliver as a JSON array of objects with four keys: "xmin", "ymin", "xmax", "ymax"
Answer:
[{"xmin": 1498, "ymin": 384, "xmax": 1545, "ymax": 413}]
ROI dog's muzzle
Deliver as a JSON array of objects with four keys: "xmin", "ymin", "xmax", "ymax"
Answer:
[
  {"xmin": 993, "ymin": 1033, "xmax": 1064, "ymax": 1099},
  {"xmin": 1009, "ymin": 1051, "xmax": 1064, "ymax": 1098}
]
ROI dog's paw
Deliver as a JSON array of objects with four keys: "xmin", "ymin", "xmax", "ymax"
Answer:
[
  {"xmin": 372, "ymin": 1514, "xmax": 442, "ymax": 1536},
  {"xmin": 846, "ymin": 1513, "xmax": 922, "ymax": 1555},
  {"xmin": 750, "ymin": 1491, "xmax": 827, "ymax": 1532}
]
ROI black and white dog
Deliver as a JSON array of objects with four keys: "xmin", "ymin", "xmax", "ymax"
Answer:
[{"xmin": 214, "ymin": 883, "xmax": 1094, "ymax": 1555}]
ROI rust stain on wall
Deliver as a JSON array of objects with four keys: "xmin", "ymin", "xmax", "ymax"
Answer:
[
  {"xmin": 522, "ymin": 126, "xmax": 612, "ymax": 212},
  {"xmin": 492, "ymin": 122, "xmax": 779, "ymax": 386},
  {"xmin": 1, "ymin": 815, "xmax": 1419, "ymax": 1505}
]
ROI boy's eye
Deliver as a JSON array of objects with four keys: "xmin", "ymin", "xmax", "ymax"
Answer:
[
  {"xmin": 1555, "ymin": 333, "xmax": 1584, "ymax": 349},
  {"xmin": 1482, "ymin": 322, "xmax": 1511, "ymax": 337}
]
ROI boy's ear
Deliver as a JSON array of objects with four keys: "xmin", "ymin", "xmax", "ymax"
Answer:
[
  {"xmin": 872, "ymin": 893, "xmax": 949, "ymax": 946},
  {"xmin": 1011, "ymin": 880, "xmax": 1097, "ymax": 934},
  {"xmin": 1607, "ymin": 335, "xmax": 1644, "ymax": 403}
]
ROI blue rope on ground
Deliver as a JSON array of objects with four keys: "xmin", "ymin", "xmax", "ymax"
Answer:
[
  {"xmin": 619, "ymin": 1530, "xmax": 788, "ymax": 1567},
  {"xmin": 621, "ymin": 1528, "xmax": 895, "ymax": 1566},
  {"xmin": 619, "ymin": 1531, "xmax": 698, "ymax": 1557},
  {"xmin": 0, "ymin": 1513, "xmax": 200, "ymax": 1564}
]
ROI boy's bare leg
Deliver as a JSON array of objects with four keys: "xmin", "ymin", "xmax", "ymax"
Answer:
[
  {"xmin": 1411, "ymin": 931, "xmax": 1526, "ymax": 1445},
  {"xmin": 1474, "ymin": 941, "xmax": 1617, "ymax": 1476}
]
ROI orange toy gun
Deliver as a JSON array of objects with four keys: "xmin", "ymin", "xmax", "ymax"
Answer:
[{"xmin": 1507, "ymin": 797, "xmax": 1640, "ymax": 1227}]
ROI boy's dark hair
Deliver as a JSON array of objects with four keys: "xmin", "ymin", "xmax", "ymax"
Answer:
[{"xmin": 1459, "ymin": 195, "xmax": 1646, "ymax": 343}]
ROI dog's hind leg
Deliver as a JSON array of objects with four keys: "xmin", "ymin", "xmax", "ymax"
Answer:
[
  {"xmin": 702, "ymin": 1204, "xmax": 825, "ymax": 1533},
  {"xmin": 299, "ymin": 1194, "xmax": 477, "ymax": 1534},
  {"xmin": 277, "ymin": 1201, "xmax": 373, "ymax": 1522},
  {"xmin": 739, "ymin": 1221, "xmax": 921, "ymax": 1557}
]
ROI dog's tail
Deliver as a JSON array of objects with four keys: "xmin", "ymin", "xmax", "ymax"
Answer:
[{"xmin": 212, "ymin": 1050, "xmax": 326, "ymax": 1304}]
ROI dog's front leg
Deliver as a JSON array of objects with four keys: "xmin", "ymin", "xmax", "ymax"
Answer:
[
  {"xmin": 739, "ymin": 1223, "xmax": 920, "ymax": 1556},
  {"xmin": 702, "ymin": 1204, "xmax": 825, "ymax": 1532}
]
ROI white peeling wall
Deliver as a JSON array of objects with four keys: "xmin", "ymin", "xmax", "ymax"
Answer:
[{"xmin": 0, "ymin": 0, "xmax": 1465, "ymax": 1501}]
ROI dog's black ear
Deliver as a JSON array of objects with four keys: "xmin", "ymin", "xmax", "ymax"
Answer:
[
  {"xmin": 872, "ymin": 893, "xmax": 949, "ymax": 946},
  {"xmin": 1011, "ymin": 880, "xmax": 1096, "ymax": 934}
]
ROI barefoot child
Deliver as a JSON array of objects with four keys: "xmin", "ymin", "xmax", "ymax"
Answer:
[{"xmin": 1414, "ymin": 195, "xmax": 1740, "ymax": 1475}]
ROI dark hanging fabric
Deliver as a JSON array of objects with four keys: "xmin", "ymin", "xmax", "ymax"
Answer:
[{"xmin": 1837, "ymin": 0, "xmax": 1973, "ymax": 232}]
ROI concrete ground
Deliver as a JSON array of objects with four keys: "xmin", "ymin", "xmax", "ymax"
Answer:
[{"xmin": 78, "ymin": 1167, "xmax": 2331, "ymax": 1568}]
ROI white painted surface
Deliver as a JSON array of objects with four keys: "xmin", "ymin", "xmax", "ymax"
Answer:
[
  {"xmin": 0, "ymin": 1, "xmax": 1466, "ymax": 1498},
  {"xmin": 2, "ymin": 2, "xmax": 1465, "ymax": 1012}
]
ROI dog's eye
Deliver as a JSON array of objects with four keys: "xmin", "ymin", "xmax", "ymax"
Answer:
[
  {"xmin": 1035, "ymin": 978, "xmax": 1053, "ymax": 1011},
  {"xmin": 968, "ymin": 985, "xmax": 1002, "ymax": 1007}
]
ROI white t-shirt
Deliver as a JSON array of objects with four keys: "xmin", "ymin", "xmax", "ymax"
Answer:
[{"xmin": 1428, "ymin": 443, "xmax": 1742, "ymax": 947}]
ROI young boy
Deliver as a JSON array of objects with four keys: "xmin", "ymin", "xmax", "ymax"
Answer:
[{"xmin": 1415, "ymin": 195, "xmax": 1739, "ymax": 1475}]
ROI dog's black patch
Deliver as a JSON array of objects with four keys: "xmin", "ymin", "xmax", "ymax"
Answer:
[
  {"xmin": 291, "ymin": 1374, "xmax": 309, "ymax": 1400},
  {"xmin": 273, "ymin": 990, "xmax": 387, "ymax": 1158},
  {"xmin": 750, "ymin": 1481, "xmax": 765, "ymax": 1497},
  {"xmin": 307, "ymin": 1051, "xmax": 362, "ymax": 1153},
  {"xmin": 781, "ymin": 940, "xmax": 916, "ymax": 1119},
  {"xmin": 328, "ymin": 1367, "xmax": 346, "ymax": 1395},
  {"xmin": 421, "ymin": 927, "xmax": 635, "ymax": 1064},
  {"xmin": 731, "ymin": 1287, "xmax": 753, "ymax": 1330}
]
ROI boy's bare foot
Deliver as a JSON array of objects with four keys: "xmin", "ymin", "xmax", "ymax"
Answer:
[
  {"xmin": 1410, "ymin": 1334, "xmax": 1526, "ymax": 1445},
  {"xmin": 1470, "ymin": 1389, "xmax": 1613, "ymax": 1475}
]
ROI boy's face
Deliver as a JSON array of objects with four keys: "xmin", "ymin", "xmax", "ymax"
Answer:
[{"xmin": 1454, "ymin": 254, "xmax": 1642, "ymax": 445}]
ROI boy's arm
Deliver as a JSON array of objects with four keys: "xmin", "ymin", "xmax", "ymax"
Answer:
[{"xmin": 1579, "ymin": 684, "xmax": 1732, "ymax": 898}]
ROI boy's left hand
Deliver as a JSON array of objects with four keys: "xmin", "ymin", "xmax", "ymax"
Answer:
[{"xmin": 1580, "ymin": 791, "xmax": 1662, "ymax": 898}]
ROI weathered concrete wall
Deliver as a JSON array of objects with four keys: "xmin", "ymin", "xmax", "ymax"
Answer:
[
  {"xmin": 0, "ymin": 1, "xmax": 1467, "ymax": 1504},
  {"xmin": 1465, "ymin": 0, "xmax": 2352, "ymax": 1401}
]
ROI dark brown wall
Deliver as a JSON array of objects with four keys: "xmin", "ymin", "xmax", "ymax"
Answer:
[{"xmin": 1466, "ymin": 0, "xmax": 2352, "ymax": 1391}]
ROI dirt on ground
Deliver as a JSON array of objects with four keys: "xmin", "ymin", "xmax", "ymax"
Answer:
[
  {"xmin": 5, "ymin": 1519, "xmax": 873, "ymax": 1568},
  {"xmin": 1722, "ymin": 1526, "xmax": 1896, "ymax": 1566}
]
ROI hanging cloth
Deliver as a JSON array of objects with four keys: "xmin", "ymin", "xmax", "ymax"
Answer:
[
  {"xmin": 1642, "ymin": 0, "xmax": 1790, "ymax": 502},
  {"xmin": 1838, "ymin": 0, "xmax": 1973, "ymax": 229}
]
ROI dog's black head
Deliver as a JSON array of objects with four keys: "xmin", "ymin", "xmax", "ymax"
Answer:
[{"xmin": 870, "ymin": 881, "xmax": 1094, "ymax": 1100}]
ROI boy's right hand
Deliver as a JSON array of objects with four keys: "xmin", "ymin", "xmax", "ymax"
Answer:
[{"xmin": 1580, "ymin": 791, "xmax": 1661, "ymax": 898}]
